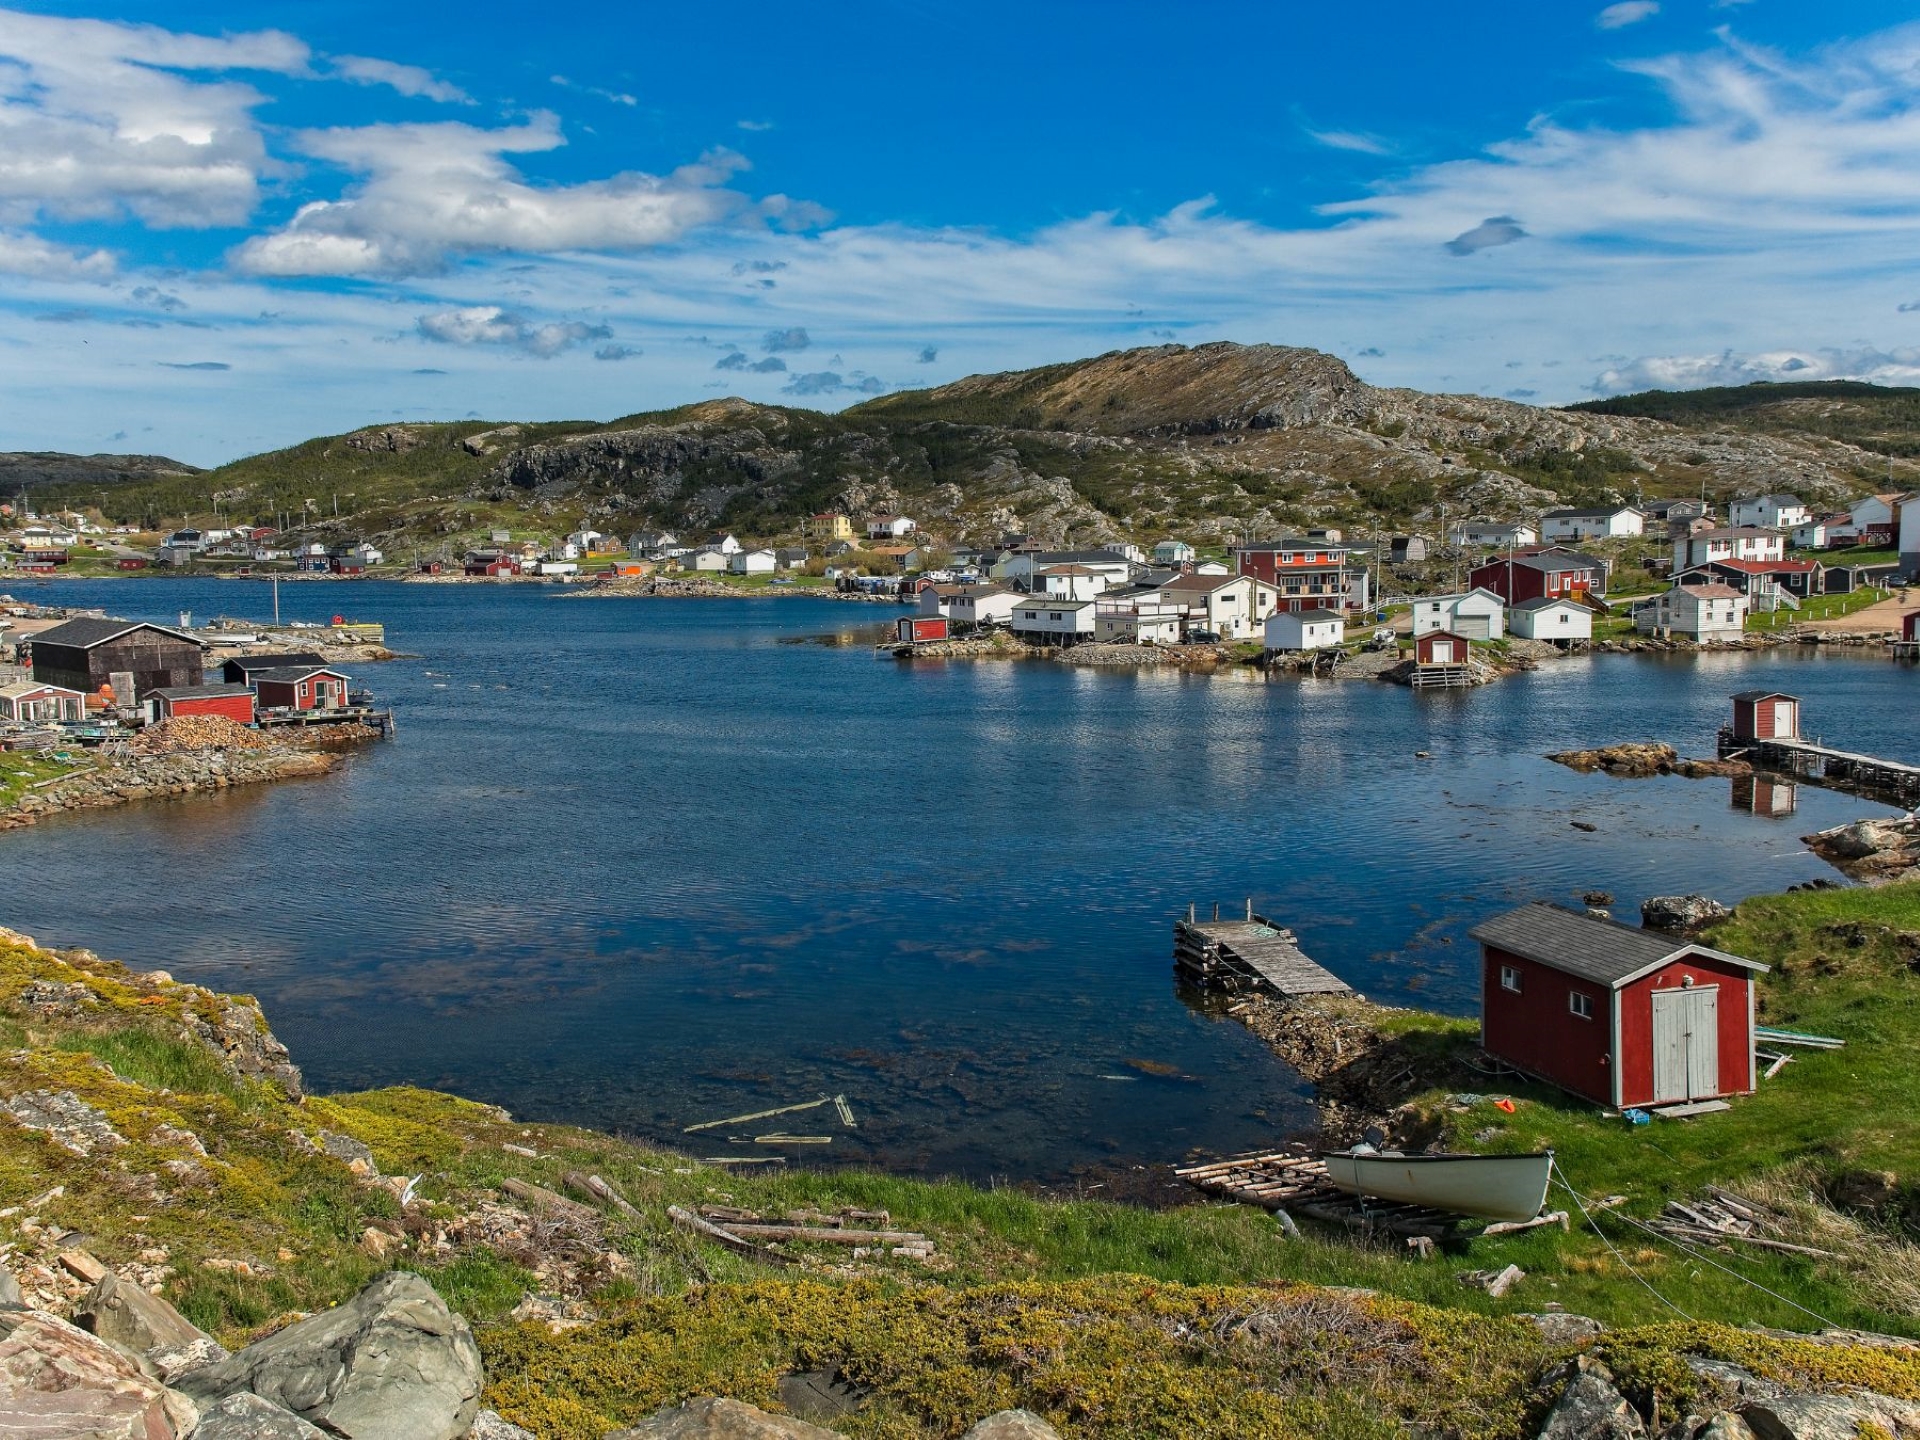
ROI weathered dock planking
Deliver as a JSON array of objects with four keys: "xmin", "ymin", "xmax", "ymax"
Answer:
[
  {"xmin": 1174, "ymin": 902, "xmax": 1352, "ymax": 997},
  {"xmin": 1176, "ymin": 1150, "xmax": 1456, "ymax": 1238},
  {"xmin": 1719, "ymin": 730, "xmax": 1920, "ymax": 809}
]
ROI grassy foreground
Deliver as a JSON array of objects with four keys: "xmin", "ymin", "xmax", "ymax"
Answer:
[{"xmin": 2, "ymin": 883, "xmax": 1919, "ymax": 1436}]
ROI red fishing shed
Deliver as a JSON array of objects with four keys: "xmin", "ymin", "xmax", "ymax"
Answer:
[
  {"xmin": 1729, "ymin": 691, "xmax": 1800, "ymax": 743},
  {"xmin": 1472, "ymin": 903, "xmax": 1767, "ymax": 1109},
  {"xmin": 147, "ymin": 684, "xmax": 257, "ymax": 725}
]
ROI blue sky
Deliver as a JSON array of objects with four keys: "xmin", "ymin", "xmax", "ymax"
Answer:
[{"xmin": 3, "ymin": 1, "xmax": 1920, "ymax": 464}]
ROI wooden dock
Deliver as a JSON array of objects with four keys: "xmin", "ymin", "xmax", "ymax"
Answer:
[
  {"xmin": 1719, "ymin": 729, "xmax": 1920, "ymax": 809},
  {"xmin": 1408, "ymin": 664, "xmax": 1472, "ymax": 689},
  {"xmin": 1175, "ymin": 1151, "xmax": 1456, "ymax": 1238},
  {"xmin": 1895, "ymin": 639, "xmax": 1919, "ymax": 661},
  {"xmin": 257, "ymin": 705, "xmax": 396, "ymax": 736},
  {"xmin": 1174, "ymin": 903, "xmax": 1351, "ymax": 996}
]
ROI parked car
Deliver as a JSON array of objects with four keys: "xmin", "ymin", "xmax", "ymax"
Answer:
[{"xmin": 1187, "ymin": 628, "xmax": 1220, "ymax": 643}]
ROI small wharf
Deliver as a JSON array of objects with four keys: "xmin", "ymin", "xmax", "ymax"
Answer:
[
  {"xmin": 1174, "ymin": 902, "xmax": 1351, "ymax": 996},
  {"xmin": 1408, "ymin": 663, "xmax": 1472, "ymax": 690},
  {"xmin": 257, "ymin": 705, "xmax": 396, "ymax": 737},
  {"xmin": 1176, "ymin": 1150, "xmax": 1455, "ymax": 1238},
  {"xmin": 1895, "ymin": 639, "xmax": 1919, "ymax": 661},
  {"xmin": 1719, "ymin": 729, "xmax": 1920, "ymax": 809}
]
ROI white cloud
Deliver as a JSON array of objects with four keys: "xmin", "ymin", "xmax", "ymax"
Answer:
[
  {"xmin": 330, "ymin": 54, "xmax": 470, "ymax": 104},
  {"xmin": 1593, "ymin": 346, "xmax": 1920, "ymax": 394},
  {"xmin": 0, "ymin": 229, "xmax": 114, "ymax": 278},
  {"xmin": 1597, "ymin": 2, "xmax": 1660, "ymax": 28},
  {"xmin": 0, "ymin": 8, "xmax": 303, "ymax": 228},
  {"xmin": 416, "ymin": 304, "xmax": 611, "ymax": 357},
  {"xmin": 1305, "ymin": 128, "xmax": 1392, "ymax": 156},
  {"xmin": 231, "ymin": 116, "xmax": 779, "ymax": 276}
]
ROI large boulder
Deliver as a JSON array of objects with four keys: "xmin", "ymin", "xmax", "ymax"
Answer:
[
  {"xmin": 608, "ymin": 1396, "xmax": 846, "ymax": 1438},
  {"xmin": 1739, "ymin": 1391, "xmax": 1920, "ymax": 1439},
  {"xmin": 962, "ymin": 1412, "xmax": 1063, "ymax": 1439},
  {"xmin": 75, "ymin": 1270, "xmax": 212, "ymax": 1356},
  {"xmin": 1536, "ymin": 1357, "xmax": 1646, "ymax": 1440},
  {"xmin": 466, "ymin": 1410, "xmax": 538, "ymax": 1440},
  {"xmin": 1641, "ymin": 896, "xmax": 1732, "ymax": 934},
  {"xmin": 192, "ymin": 1392, "xmax": 328, "ymax": 1439},
  {"xmin": 0, "ymin": 1264, "xmax": 21, "ymax": 1310},
  {"xmin": 177, "ymin": 1272, "xmax": 482, "ymax": 1440},
  {"xmin": 0, "ymin": 1308, "xmax": 198, "ymax": 1438}
]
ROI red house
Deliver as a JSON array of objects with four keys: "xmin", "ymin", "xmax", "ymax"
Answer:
[
  {"xmin": 253, "ymin": 665, "xmax": 351, "ymax": 711},
  {"xmin": 1469, "ymin": 548, "xmax": 1606, "ymax": 606},
  {"xmin": 1472, "ymin": 903, "xmax": 1767, "ymax": 1109},
  {"xmin": 115, "ymin": 557, "xmax": 150, "ymax": 571},
  {"xmin": 1729, "ymin": 691, "xmax": 1800, "ymax": 743},
  {"xmin": 1905, "ymin": 611, "xmax": 1919, "ymax": 643},
  {"xmin": 1230, "ymin": 538, "xmax": 1362, "ymax": 612},
  {"xmin": 148, "ymin": 684, "xmax": 257, "ymax": 725}
]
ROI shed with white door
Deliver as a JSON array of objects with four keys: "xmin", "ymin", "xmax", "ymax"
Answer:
[
  {"xmin": 1471, "ymin": 903, "xmax": 1767, "ymax": 1109},
  {"xmin": 1728, "ymin": 691, "xmax": 1800, "ymax": 744}
]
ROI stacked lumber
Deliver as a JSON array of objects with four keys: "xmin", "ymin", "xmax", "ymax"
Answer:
[{"xmin": 1649, "ymin": 1187, "xmax": 1836, "ymax": 1258}]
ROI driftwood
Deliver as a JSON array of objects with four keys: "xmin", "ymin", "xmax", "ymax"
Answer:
[
  {"xmin": 684, "ymin": 1097, "xmax": 831, "ymax": 1133},
  {"xmin": 721, "ymin": 1223, "xmax": 927, "ymax": 1246},
  {"xmin": 565, "ymin": 1171, "xmax": 642, "ymax": 1220},
  {"xmin": 501, "ymin": 1178, "xmax": 599, "ymax": 1225},
  {"xmin": 1482, "ymin": 1210, "xmax": 1570, "ymax": 1237},
  {"xmin": 667, "ymin": 1205, "xmax": 793, "ymax": 1267}
]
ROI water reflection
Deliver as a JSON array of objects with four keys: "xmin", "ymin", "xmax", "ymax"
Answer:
[{"xmin": 1731, "ymin": 774, "xmax": 1798, "ymax": 818}]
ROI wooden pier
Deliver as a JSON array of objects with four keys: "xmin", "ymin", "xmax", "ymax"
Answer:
[
  {"xmin": 1719, "ymin": 729, "xmax": 1920, "ymax": 809},
  {"xmin": 1896, "ymin": 639, "xmax": 1919, "ymax": 662},
  {"xmin": 1174, "ymin": 903, "xmax": 1351, "ymax": 996},
  {"xmin": 1408, "ymin": 664, "xmax": 1472, "ymax": 690},
  {"xmin": 257, "ymin": 705, "xmax": 396, "ymax": 736},
  {"xmin": 1176, "ymin": 1150, "xmax": 1456, "ymax": 1238}
]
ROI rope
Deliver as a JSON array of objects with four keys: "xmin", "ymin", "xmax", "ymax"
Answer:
[
  {"xmin": 1553, "ymin": 1162, "xmax": 1842, "ymax": 1330},
  {"xmin": 1552, "ymin": 1162, "xmax": 1692, "ymax": 1320}
]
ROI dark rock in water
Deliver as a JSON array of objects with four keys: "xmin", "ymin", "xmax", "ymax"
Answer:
[
  {"xmin": 962, "ymin": 1412, "xmax": 1063, "ymax": 1439},
  {"xmin": 193, "ymin": 1392, "xmax": 328, "ymax": 1439},
  {"xmin": 609, "ymin": 1396, "xmax": 846, "ymax": 1437},
  {"xmin": 76, "ymin": 1269, "xmax": 214, "ymax": 1357},
  {"xmin": 177, "ymin": 1272, "xmax": 482, "ymax": 1440},
  {"xmin": 1535, "ymin": 1356, "xmax": 1647, "ymax": 1439},
  {"xmin": 1641, "ymin": 895, "xmax": 1732, "ymax": 933},
  {"xmin": 1582, "ymin": 891, "xmax": 1615, "ymax": 907},
  {"xmin": 0, "ymin": 1308, "xmax": 199, "ymax": 1438},
  {"xmin": 1571, "ymin": 821, "xmax": 1599, "ymax": 832}
]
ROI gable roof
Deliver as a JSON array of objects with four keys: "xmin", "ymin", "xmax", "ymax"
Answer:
[
  {"xmin": 1015, "ymin": 597, "xmax": 1094, "ymax": 611},
  {"xmin": 29, "ymin": 618, "xmax": 199, "ymax": 650},
  {"xmin": 1677, "ymin": 582, "xmax": 1743, "ymax": 599},
  {"xmin": 1478, "ymin": 550, "xmax": 1603, "ymax": 574},
  {"xmin": 250, "ymin": 665, "xmax": 349, "ymax": 684},
  {"xmin": 1543, "ymin": 505, "xmax": 1640, "ymax": 519},
  {"xmin": 150, "ymin": 683, "xmax": 254, "ymax": 701},
  {"xmin": 1511, "ymin": 595, "xmax": 1591, "ymax": 612},
  {"xmin": 223, "ymin": 651, "xmax": 326, "ymax": 674},
  {"xmin": 1731, "ymin": 690, "xmax": 1798, "ymax": 703},
  {"xmin": 0, "ymin": 679, "xmax": 81, "ymax": 700},
  {"xmin": 1691, "ymin": 527, "xmax": 1782, "ymax": 541},
  {"xmin": 1231, "ymin": 536, "xmax": 1351, "ymax": 553},
  {"xmin": 1470, "ymin": 902, "xmax": 1766, "ymax": 988},
  {"xmin": 1688, "ymin": 558, "xmax": 1818, "ymax": 576},
  {"xmin": 1280, "ymin": 607, "xmax": 1345, "ymax": 623}
]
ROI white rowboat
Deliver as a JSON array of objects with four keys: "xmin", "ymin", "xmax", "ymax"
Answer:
[{"xmin": 1320, "ymin": 1149, "xmax": 1554, "ymax": 1222}]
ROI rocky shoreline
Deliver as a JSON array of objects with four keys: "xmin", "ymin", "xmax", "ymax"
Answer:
[
  {"xmin": 1803, "ymin": 816, "xmax": 1920, "ymax": 882},
  {"xmin": 0, "ymin": 723, "xmax": 379, "ymax": 831},
  {"xmin": 1546, "ymin": 741, "xmax": 1751, "ymax": 779}
]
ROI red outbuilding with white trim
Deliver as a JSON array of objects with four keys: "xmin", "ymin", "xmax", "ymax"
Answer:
[
  {"xmin": 1729, "ymin": 691, "xmax": 1800, "ymax": 743},
  {"xmin": 252, "ymin": 665, "xmax": 350, "ymax": 712},
  {"xmin": 896, "ymin": 616, "xmax": 948, "ymax": 644},
  {"xmin": 1472, "ymin": 903, "xmax": 1768, "ymax": 1109},
  {"xmin": 148, "ymin": 684, "xmax": 257, "ymax": 725}
]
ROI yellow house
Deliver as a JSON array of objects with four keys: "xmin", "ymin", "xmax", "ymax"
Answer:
[{"xmin": 808, "ymin": 512, "xmax": 854, "ymax": 540}]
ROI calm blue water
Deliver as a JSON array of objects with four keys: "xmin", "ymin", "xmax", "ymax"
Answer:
[{"xmin": 3, "ymin": 577, "xmax": 1913, "ymax": 1182}]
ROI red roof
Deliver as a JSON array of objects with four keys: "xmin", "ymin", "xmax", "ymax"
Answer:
[{"xmin": 1707, "ymin": 558, "xmax": 1817, "ymax": 575}]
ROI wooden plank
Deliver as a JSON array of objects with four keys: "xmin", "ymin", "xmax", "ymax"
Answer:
[{"xmin": 667, "ymin": 1205, "xmax": 793, "ymax": 1266}]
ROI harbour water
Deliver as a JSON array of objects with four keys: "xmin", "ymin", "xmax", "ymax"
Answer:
[{"xmin": 3, "ymin": 578, "xmax": 1913, "ymax": 1181}]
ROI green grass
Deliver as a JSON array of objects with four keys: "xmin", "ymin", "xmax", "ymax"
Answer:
[
  {"xmin": 1747, "ymin": 587, "xmax": 1889, "ymax": 630},
  {"xmin": 0, "ymin": 751, "xmax": 87, "ymax": 809}
]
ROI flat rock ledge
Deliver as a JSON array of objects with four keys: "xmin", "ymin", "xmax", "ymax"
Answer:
[
  {"xmin": 1804, "ymin": 816, "xmax": 1920, "ymax": 882},
  {"xmin": 0, "ymin": 746, "xmax": 344, "ymax": 830},
  {"xmin": 1548, "ymin": 742, "xmax": 1751, "ymax": 779}
]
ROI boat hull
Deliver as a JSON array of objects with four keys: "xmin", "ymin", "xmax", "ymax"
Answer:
[{"xmin": 1320, "ymin": 1151, "xmax": 1552, "ymax": 1222}]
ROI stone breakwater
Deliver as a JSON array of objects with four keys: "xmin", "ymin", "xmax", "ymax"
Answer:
[{"xmin": 0, "ymin": 740, "xmax": 367, "ymax": 830}]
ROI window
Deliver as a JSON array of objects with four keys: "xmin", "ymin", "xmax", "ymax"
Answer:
[
  {"xmin": 1500, "ymin": 965, "xmax": 1521, "ymax": 993},
  {"xmin": 1568, "ymin": 991, "xmax": 1593, "ymax": 1019}
]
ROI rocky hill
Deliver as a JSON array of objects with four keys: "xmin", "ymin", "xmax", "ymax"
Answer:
[
  {"xmin": 25, "ymin": 345, "xmax": 1920, "ymax": 557},
  {"xmin": 0, "ymin": 449, "xmax": 201, "ymax": 493}
]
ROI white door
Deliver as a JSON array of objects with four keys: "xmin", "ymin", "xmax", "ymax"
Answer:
[
  {"xmin": 1431, "ymin": 640, "xmax": 1454, "ymax": 663},
  {"xmin": 1651, "ymin": 987, "xmax": 1719, "ymax": 1104},
  {"xmin": 1772, "ymin": 700, "xmax": 1794, "ymax": 737}
]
